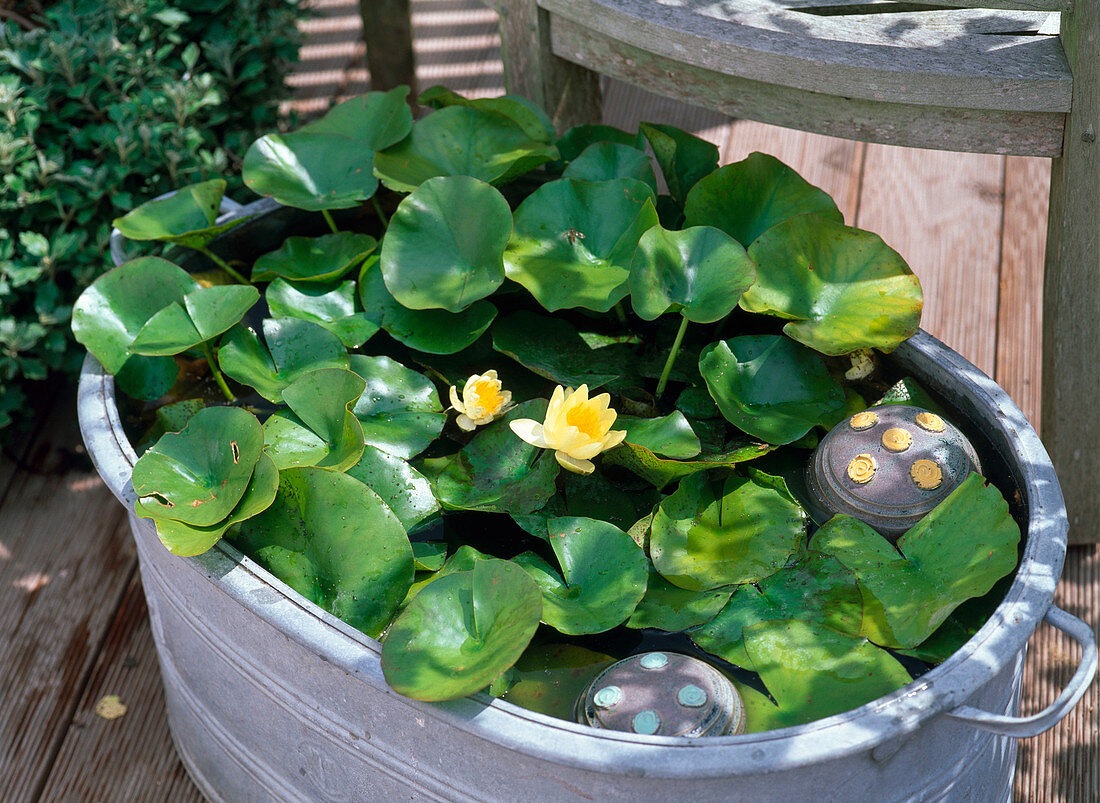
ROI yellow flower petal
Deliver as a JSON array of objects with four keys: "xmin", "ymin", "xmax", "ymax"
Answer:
[
  {"xmin": 555, "ymin": 451, "xmax": 594, "ymax": 474},
  {"xmin": 456, "ymin": 414, "xmax": 477, "ymax": 431},
  {"xmin": 449, "ymin": 385, "xmax": 464, "ymax": 413},
  {"xmin": 510, "ymin": 418, "xmax": 549, "ymax": 449}
]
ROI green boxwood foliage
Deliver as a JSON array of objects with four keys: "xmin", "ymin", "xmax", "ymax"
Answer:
[{"xmin": 0, "ymin": 0, "xmax": 302, "ymax": 435}]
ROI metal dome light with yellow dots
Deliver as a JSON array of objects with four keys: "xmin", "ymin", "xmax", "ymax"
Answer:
[{"xmin": 805, "ymin": 404, "xmax": 981, "ymax": 540}]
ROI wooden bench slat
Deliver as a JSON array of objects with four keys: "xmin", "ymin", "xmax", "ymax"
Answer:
[
  {"xmin": 551, "ymin": 16, "xmax": 1066, "ymax": 155},
  {"xmin": 540, "ymin": 0, "xmax": 1072, "ymax": 113}
]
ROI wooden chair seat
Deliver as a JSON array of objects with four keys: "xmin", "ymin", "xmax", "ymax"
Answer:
[{"xmin": 539, "ymin": 0, "xmax": 1070, "ymax": 154}]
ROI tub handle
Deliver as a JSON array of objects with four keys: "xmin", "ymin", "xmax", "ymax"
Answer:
[
  {"xmin": 109, "ymin": 192, "xmax": 246, "ymax": 267},
  {"xmin": 945, "ymin": 605, "xmax": 1097, "ymax": 738}
]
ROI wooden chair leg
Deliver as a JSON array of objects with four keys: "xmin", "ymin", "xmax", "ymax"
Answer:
[
  {"xmin": 1042, "ymin": 7, "xmax": 1100, "ymax": 544},
  {"xmin": 359, "ymin": 0, "xmax": 417, "ymax": 97},
  {"xmin": 497, "ymin": 0, "xmax": 602, "ymax": 132}
]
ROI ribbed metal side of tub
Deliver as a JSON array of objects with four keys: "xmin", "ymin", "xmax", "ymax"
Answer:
[{"xmin": 80, "ymin": 297, "xmax": 1078, "ymax": 802}]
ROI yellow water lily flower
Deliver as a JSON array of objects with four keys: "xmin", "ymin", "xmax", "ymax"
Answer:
[
  {"xmin": 449, "ymin": 370, "xmax": 513, "ymax": 431},
  {"xmin": 509, "ymin": 384, "xmax": 627, "ymax": 475}
]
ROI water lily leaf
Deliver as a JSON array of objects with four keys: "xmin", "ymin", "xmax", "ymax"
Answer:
[
  {"xmin": 132, "ymin": 406, "xmax": 264, "ymax": 527},
  {"xmin": 373, "ymin": 105, "xmax": 558, "ymax": 193},
  {"xmin": 504, "ymin": 178, "xmax": 659, "ymax": 312},
  {"xmin": 627, "ymin": 566, "xmax": 733, "ymax": 631},
  {"xmin": 638, "ymin": 122, "xmax": 719, "ymax": 205},
  {"xmin": 744, "ymin": 619, "xmax": 911, "ymax": 727},
  {"xmin": 72, "ymin": 257, "xmax": 199, "ymax": 373},
  {"xmin": 115, "ymin": 354, "xmax": 180, "ymax": 402},
  {"xmin": 699, "ymin": 335, "xmax": 845, "ymax": 445},
  {"xmin": 491, "ymin": 310, "xmax": 632, "ymax": 389},
  {"xmin": 628, "ymin": 225, "xmax": 755, "ymax": 323},
  {"xmin": 503, "ymin": 644, "xmax": 617, "ymax": 719},
  {"xmin": 650, "ymin": 470, "xmax": 806, "ymax": 591},
  {"xmin": 690, "ymin": 553, "xmax": 862, "ymax": 668},
  {"xmin": 251, "ymin": 232, "xmax": 378, "ymax": 283},
  {"xmin": 812, "ymin": 474, "xmax": 1020, "ymax": 648},
  {"xmin": 618, "ymin": 412, "xmax": 701, "ymax": 458},
  {"xmin": 233, "ymin": 466, "xmax": 414, "ymax": 638},
  {"xmin": 262, "ymin": 367, "xmax": 366, "ymax": 471},
  {"xmin": 380, "ymin": 176, "xmax": 511, "ymax": 312},
  {"xmin": 242, "ymin": 131, "xmax": 378, "ymax": 211},
  {"xmin": 412, "ymin": 541, "xmax": 448, "ymax": 572},
  {"xmin": 420, "ymin": 400, "xmax": 560, "ymax": 515},
  {"xmin": 556, "ymin": 124, "xmax": 646, "ymax": 162},
  {"xmin": 266, "ymin": 278, "xmax": 378, "ymax": 348},
  {"xmin": 130, "ymin": 285, "xmax": 259, "ymax": 356},
  {"xmin": 381, "ymin": 558, "xmax": 542, "ymax": 701},
  {"xmin": 402, "ymin": 544, "xmax": 495, "ymax": 605},
  {"xmin": 112, "ymin": 178, "xmax": 250, "ymax": 249},
  {"xmin": 513, "ymin": 516, "xmax": 648, "ymax": 635},
  {"xmin": 218, "ymin": 318, "xmax": 349, "ymax": 402},
  {"xmin": 603, "ymin": 438, "xmax": 773, "ymax": 490},
  {"xmin": 562, "ymin": 142, "xmax": 657, "ymax": 192},
  {"xmin": 349, "ymin": 354, "xmax": 445, "ymax": 459},
  {"xmin": 418, "ymin": 86, "xmax": 555, "ymax": 143},
  {"xmin": 684, "ymin": 152, "xmax": 842, "ymax": 247},
  {"xmin": 741, "ymin": 214, "xmax": 923, "ymax": 355},
  {"xmin": 298, "ymin": 86, "xmax": 412, "ymax": 149},
  {"xmin": 358, "ymin": 266, "xmax": 497, "ymax": 354},
  {"xmin": 346, "ymin": 444, "xmax": 441, "ymax": 533},
  {"xmin": 512, "ymin": 471, "xmax": 656, "ymax": 540},
  {"xmin": 147, "ymin": 453, "xmax": 279, "ymax": 557}
]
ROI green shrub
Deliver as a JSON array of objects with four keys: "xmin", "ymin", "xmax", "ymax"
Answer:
[{"xmin": 0, "ymin": 0, "xmax": 302, "ymax": 435}]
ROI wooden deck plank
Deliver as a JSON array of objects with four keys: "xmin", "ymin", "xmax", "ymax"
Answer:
[
  {"xmin": 1014, "ymin": 546, "xmax": 1100, "ymax": 802},
  {"xmin": 996, "ymin": 155, "xmax": 1050, "ymax": 431},
  {"xmin": 855, "ymin": 146, "xmax": 1005, "ymax": 376},
  {"xmin": 0, "ymin": 401, "xmax": 136, "ymax": 803},
  {"xmin": 38, "ymin": 574, "xmax": 203, "ymax": 803}
]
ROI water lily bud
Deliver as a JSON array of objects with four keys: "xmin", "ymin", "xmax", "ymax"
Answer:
[
  {"xmin": 509, "ymin": 384, "xmax": 627, "ymax": 474},
  {"xmin": 448, "ymin": 370, "xmax": 513, "ymax": 431}
]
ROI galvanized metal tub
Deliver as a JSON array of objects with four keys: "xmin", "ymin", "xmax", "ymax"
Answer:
[{"xmin": 81, "ymin": 201, "xmax": 1096, "ymax": 802}]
